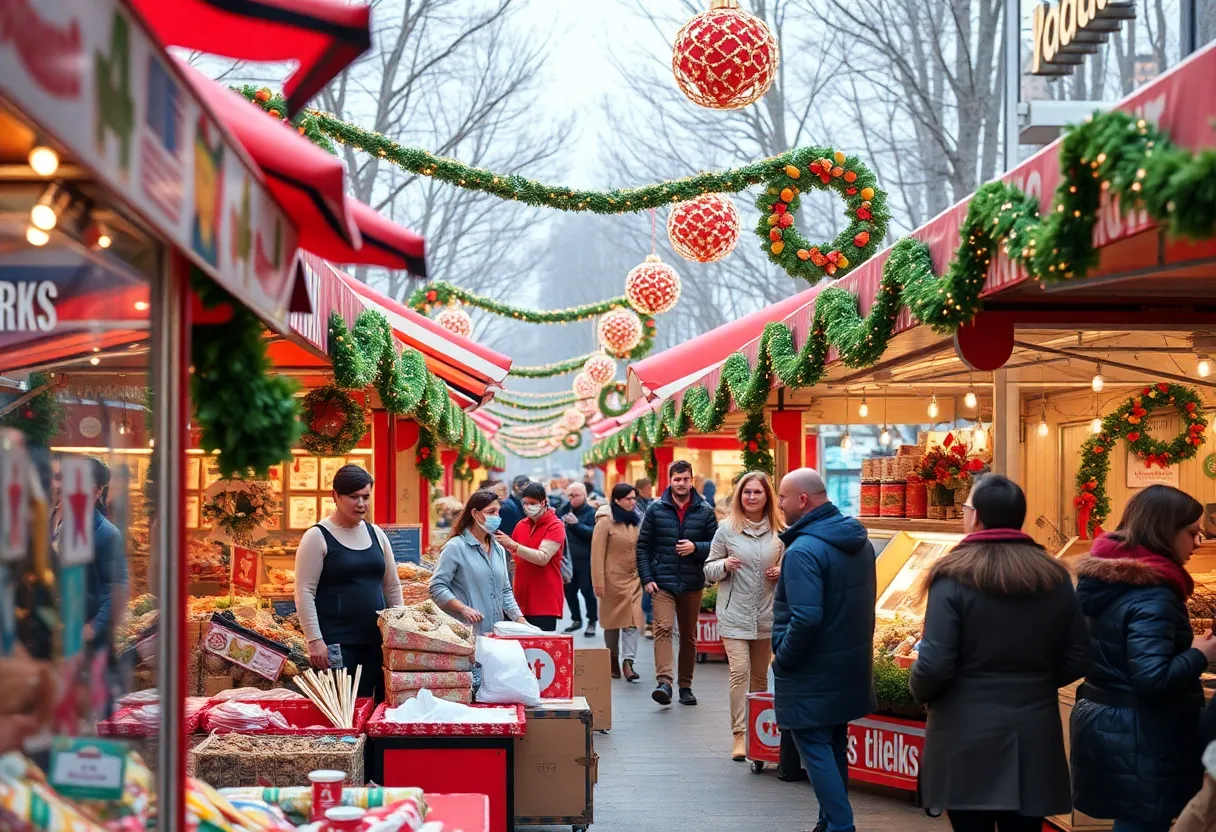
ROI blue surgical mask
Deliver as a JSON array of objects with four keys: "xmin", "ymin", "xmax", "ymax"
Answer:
[{"xmin": 480, "ymin": 514, "xmax": 502, "ymax": 534}]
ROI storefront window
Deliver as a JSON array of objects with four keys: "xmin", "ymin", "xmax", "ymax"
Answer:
[{"xmin": 0, "ymin": 101, "xmax": 161, "ymax": 825}]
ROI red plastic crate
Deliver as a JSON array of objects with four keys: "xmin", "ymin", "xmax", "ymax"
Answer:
[
  {"xmin": 200, "ymin": 697, "xmax": 374, "ymax": 735},
  {"xmin": 365, "ymin": 702, "xmax": 526, "ymax": 737},
  {"xmin": 98, "ymin": 707, "xmax": 200, "ymax": 737}
]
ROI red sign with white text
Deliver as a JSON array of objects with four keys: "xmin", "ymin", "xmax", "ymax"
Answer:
[{"xmin": 846, "ymin": 714, "xmax": 924, "ymax": 791}]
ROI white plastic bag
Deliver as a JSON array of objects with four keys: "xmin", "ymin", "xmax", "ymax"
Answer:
[{"xmin": 474, "ymin": 636, "xmax": 542, "ymax": 706}]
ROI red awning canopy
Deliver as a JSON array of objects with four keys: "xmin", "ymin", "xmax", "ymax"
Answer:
[{"xmin": 131, "ymin": 0, "xmax": 371, "ymax": 115}]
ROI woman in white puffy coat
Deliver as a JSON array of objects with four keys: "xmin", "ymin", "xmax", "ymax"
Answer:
[{"xmin": 703, "ymin": 471, "xmax": 784, "ymax": 761}]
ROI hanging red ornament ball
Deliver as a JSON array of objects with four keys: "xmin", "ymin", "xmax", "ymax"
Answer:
[
  {"xmin": 624, "ymin": 256, "xmax": 683, "ymax": 316},
  {"xmin": 583, "ymin": 354, "xmax": 617, "ymax": 385},
  {"xmin": 434, "ymin": 306, "xmax": 473, "ymax": 338},
  {"xmin": 597, "ymin": 308, "xmax": 645, "ymax": 357},
  {"xmin": 671, "ymin": 0, "xmax": 780, "ymax": 110},
  {"xmin": 573, "ymin": 371, "xmax": 602, "ymax": 400},
  {"xmin": 666, "ymin": 193, "xmax": 740, "ymax": 264}
]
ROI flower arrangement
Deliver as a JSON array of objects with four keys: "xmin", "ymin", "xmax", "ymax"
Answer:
[
  {"xmin": 202, "ymin": 479, "xmax": 279, "ymax": 546},
  {"xmin": 915, "ymin": 433, "xmax": 984, "ymax": 490}
]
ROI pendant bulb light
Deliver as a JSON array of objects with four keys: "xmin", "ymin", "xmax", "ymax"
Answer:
[
  {"xmin": 28, "ymin": 144, "xmax": 59, "ymax": 177},
  {"xmin": 927, "ymin": 393, "xmax": 939, "ymax": 420},
  {"xmin": 840, "ymin": 432, "xmax": 853, "ymax": 451},
  {"xmin": 25, "ymin": 226, "xmax": 49, "ymax": 246},
  {"xmin": 964, "ymin": 389, "xmax": 978, "ymax": 409},
  {"xmin": 1091, "ymin": 417, "xmax": 1103, "ymax": 434},
  {"xmin": 1199, "ymin": 356, "xmax": 1212, "ymax": 379},
  {"xmin": 973, "ymin": 420, "xmax": 988, "ymax": 450},
  {"xmin": 858, "ymin": 394, "xmax": 868, "ymax": 419},
  {"xmin": 879, "ymin": 426, "xmax": 891, "ymax": 446},
  {"xmin": 1037, "ymin": 401, "xmax": 1049, "ymax": 437},
  {"xmin": 1091, "ymin": 363, "xmax": 1104, "ymax": 392}
]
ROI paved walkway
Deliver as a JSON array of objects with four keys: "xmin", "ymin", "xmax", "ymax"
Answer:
[{"xmin": 525, "ymin": 623, "xmax": 943, "ymax": 832}]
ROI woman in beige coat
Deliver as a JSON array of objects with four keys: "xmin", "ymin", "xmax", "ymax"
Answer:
[
  {"xmin": 704, "ymin": 471, "xmax": 784, "ymax": 760},
  {"xmin": 591, "ymin": 483, "xmax": 646, "ymax": 682}
]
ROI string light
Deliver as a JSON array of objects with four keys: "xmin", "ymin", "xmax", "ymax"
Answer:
[
  {"xmin": 858, "ymin": 394, "xmax": 869, "ymax": 418},
  {"xmin": 25, "ymin": 226, "xmax": 49, "ymax": 246},
  {"xmin": 1091, "ymin": 363, "xmax": 1104, "ymax": 392}
]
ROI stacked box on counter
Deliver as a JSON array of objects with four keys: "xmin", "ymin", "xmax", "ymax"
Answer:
[{"xmin": 378, "ymin": 601, "xmax": 476, "ymax": 706}]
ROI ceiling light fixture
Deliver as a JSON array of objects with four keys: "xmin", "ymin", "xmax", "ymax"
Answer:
[{"xmin": 27, "ymin": 144, "xmax": 59, "ymax": 177}]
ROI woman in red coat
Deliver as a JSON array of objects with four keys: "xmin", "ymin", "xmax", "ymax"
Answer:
[{"xmin": 497, "ymin": 481, "xmax": 568, "ymax": 631}]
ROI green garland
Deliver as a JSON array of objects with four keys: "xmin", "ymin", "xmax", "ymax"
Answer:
[
  {"xmin": 586, "ymin": 110, "xmax": 1216, "ymax": 466},
  {"xmin": 412, "ymin": 282, "xmax": 623, "ymax": 325},
  {"xmin": 485, "ymin": 408, "xmax": 568, "ymax": 425},
  {"xmin": 508, "ymin": 355, "xmax": 597, "ymax": 379},
  {"xmin": 452, "ymin": 452, "xmax": 474, "ymax": 483},
  {"xmin": 738, "ymin": 411, "xmax": 773, "ymax": 475},
  {"xmin": 598, "ymin": 382, "xmax": 630, "ymax": 418},
  {"xmin": 492, "ymin": 392, "xmax": 580, "ymax": 410},
  {"xmin": 415, "ymin": 425, "xmax": 443, "ymax": 483},
  {"xmin": 327, "ymin": 311, "xmax": 504, "ymax": 476},
  {"xmin": 0, "ymin": 372, "xmax": 64, "ymax": 446},
  {"xmin": 1075, "ymin": 383, "xmax": 1208, "ymax": 536},
  {"xmin": 299, "ymin": 384, "xmax": 368, "ymax": 456},
  {"xmin": 562, "ymin": 431, "xmax": 583, "ymax": 450},
  {"xmin": 236, "ymin": 87, "xmax": 891, "ymax": 286},
  {"xmin": 192, "ymin": 271, "xmax": 301, "ymax": 478}
]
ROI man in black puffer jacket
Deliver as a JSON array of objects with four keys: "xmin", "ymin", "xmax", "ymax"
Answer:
[{"xmin": 637, "ymin": 459, "xmax": 718, "ymax": 707}]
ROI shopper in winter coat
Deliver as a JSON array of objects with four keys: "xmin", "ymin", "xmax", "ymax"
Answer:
[
  {"xmin": 591, "ymin": 483, "xmax": 645, "ymax": 682},
  {"xmin": 498, "ymin": 482, "xmax": 567, "ymax": 632},
  {"xmin": 704, "ymin": 471, "xmax": 784, "ymax": 761},
  {"xmin": 1071, "ymin": 484, "xmax": 1216, "ymax": 832},
  {"xmin": 637, "ymin": 459, "xmax": 719, "ymax": 706},
  {"xmin": 558, "ymin": 483, "xmax": 599, "ymax": 636},
  {"xmin": 910, "ymin": 474, "xmax": 1091, "ymax": 832},
  {"xmin": 772, "ymin": 467, "xmax": 876, "ymax": 832}
]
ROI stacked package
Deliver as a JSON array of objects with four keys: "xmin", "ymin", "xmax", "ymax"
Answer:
[{"xmin": 378, "ymin": 601, "xmax": 475, "ymax": 706}]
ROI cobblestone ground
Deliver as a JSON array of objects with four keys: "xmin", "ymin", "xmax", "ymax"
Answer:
[{"xmin": 523, "ymin": 621, "xmax": 943, "ymax": 832}]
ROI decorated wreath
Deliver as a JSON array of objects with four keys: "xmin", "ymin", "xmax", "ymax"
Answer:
[
  {"xmin": 299, "ymin": 384, "xmax": 368, "ymax": 456},
  {"xmin": 1075, "ymin": 382, "xmax": 1209, "ymax": 537},
  {"xmin": 562, "ymin": 431, "xmax": 583, "ymax": 450},
  {"xmin": 598, "ymin": 382, "xmax": 630, "ymax": 419},
  {"xmin": 202, "ymin": 479, "xmax": 279, "ymax": 546}
]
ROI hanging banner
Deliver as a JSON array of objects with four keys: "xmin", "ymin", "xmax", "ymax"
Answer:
[{"xmin": 0, "ymin": 0, "xmax": 304, "ymax": 332}]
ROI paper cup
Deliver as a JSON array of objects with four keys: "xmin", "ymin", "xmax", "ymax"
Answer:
[
  {"xmin": 325, "ymin": 806, "xmax": 366, "ymax": 831},
  {"xmin": 308, "ymin": 770, "xmax": 346, "ymax": 821}
]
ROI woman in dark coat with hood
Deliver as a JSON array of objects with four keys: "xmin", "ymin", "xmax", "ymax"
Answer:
[
  {"xmin": 911, "ymin": 474, "xmax": 1091, "ymax": 832},
  {"xmin": 1071, "ymin": 484, "xmax": 1216, "ymax": 832}
]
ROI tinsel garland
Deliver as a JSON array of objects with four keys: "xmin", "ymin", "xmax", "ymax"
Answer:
[
  {"xmin": 509, "ymin": 355, "xmax": 598, "ymax": 379},
  {"xmin": 0, "ymin": 372, "xmax": 64, "ymax": 446},
  {"xmin": 452, "ymin": 452, "xmax": 474, "ymax": 483},
  {"xmin": 492, "ymin": 392, "xmax": 581, "ymax": 410},
  {"xmin": 484, "ymin": 408, "xmax": 569, "ymax": 425},
  {"xmin": 237, "ymin": 87, "xmax": 891, "ymax": 286},
  {"xmin": 1075, "ymin": 383, "xmax": 1208, "ymax": 536},
  {"xmin": 192, "ymin": 271, "xmax": 301, "ymax": 478},
  {"xmin": 327, "ymin": 311, "xmax": 504, "ymax": 475},
  {"xmin": 585, "ymin": 111, "xmax": 1216, "ymax": 466},
  {"xmin": 738, "ymin": 411, "xmax": 773, "ymax": 475},
  {"xmin": 411, "ymin": 281, "xmax": 624, "ymax": 324},
  {"xmin": 415, "ymin": 426, "xmax": 443, "ymax": 483}
]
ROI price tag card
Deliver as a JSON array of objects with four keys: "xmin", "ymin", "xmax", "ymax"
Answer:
[{"xmin": 49, "ymin": 737, "xmax": 128, "ymax": 801}]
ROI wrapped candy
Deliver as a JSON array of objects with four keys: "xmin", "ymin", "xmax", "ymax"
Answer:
[{"xmin": 218, "ymin": 788, "xmax": 426, "ymax": 827}]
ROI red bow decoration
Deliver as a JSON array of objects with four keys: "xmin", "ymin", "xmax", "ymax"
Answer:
[{"xmin": 1143, "ymin": 453, "xmax": 1169, "ymax": 469}]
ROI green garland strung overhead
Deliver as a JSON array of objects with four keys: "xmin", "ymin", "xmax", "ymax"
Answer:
[
  {"xmin": 485, "ymin": 408, "xmax": 568, "ymax": 425},
  {"xmin": 492, "ymin": 392, "xmax": 581, "ymax": 411},
  {"xmin": 0, "ymin": 372, "xmax": 64, "ymax": 446},
  {"xmin": 585, "ymin": 110, "xmax": 1216, "ymax": 466},
  {"xmin": 237, "ymin": 87, "xmax": 891, "ymax": 286},
  {"xmin": 1075, "ymin": 383, "xmax": 1208, "ymax": 537},
  {"xmin": 327, "ymin": 310, "xmax": 504, "ymax": 475},
  {"xmin": 412, "ymin": 282, "xmax": 625, "ymax": 325},
  {"xmin": 509, "ymin": 354, "xmax": 599, "ymax": 379}
]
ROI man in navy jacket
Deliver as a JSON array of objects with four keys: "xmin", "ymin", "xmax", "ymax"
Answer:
[
  {"xmin": 772, "ymin": 468, "xmax": 876, "ymax": 832},
  {"xmin": 557, "ymin": 482, "xmax": 598, "ymax": 636}
]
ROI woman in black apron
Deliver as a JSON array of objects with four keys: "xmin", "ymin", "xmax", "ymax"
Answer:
[{"xmin": 294, "ymin": 465, "xmax": 403, "ymax": 700}]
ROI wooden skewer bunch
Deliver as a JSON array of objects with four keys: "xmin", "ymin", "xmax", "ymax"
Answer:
[{"xmin": 295, "ymin": 665, "xmax": 362, "ymax": 729}]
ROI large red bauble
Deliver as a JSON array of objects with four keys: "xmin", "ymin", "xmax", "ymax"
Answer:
[
  {"xmin": 583, "ymin": 353, "xmax": 617, "ymax": 385},
  {"xmin": 625, "ymin": 254, "xmax": 682, "ymax": 315},
  {"xmin": 597, "ymin": 308, "xmax": 644, "ymax": 357},
  {"xmin": 672, "ymin": 0, "xmax": 780, "ymax": 110},
  {"xmin": 667, "ymin": 194, "xmax": 740, "ymax": 263},
  {"xmin": 434, "ymin": 306, "xmax": 473, "ymax": 338}
]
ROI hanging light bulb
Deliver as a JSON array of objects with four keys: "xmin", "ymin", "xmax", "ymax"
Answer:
[
  {"xmin": 840, "ymin": 432, "xmax": 853, "ymax": 451},
  {"xmin": 879, "ymin": 426, "xmax": 892, "ymax": 446},
  {"xmin": 973, "ymin": 421, "xmax": 988, "ymax": 450},
  {"xmin": 25, "ymin": 226, "xmax": 49, "ymax": 246},
  {"xmin": 27, "ymin": 144, "xmax": 59, "ymax": 177},
  {"xmin": 1091, "ymin": 363, "xmax": 1104, "ymax": 392},
  {"xmin": 927, "ymin": 393, "xmax": 939, "ymax": 420},
  {"xmin": 1037, "ymin": 402, "xmax": 1049, "ymax": 437},
  {"xmin": 858, "ymin": 394, "xmax": 868, "ymax": 418},
  {"xmin": 89, "ymin": 356, "xmax": 100, "ymax": 366},
  {"xmin": 1091, "ymin": 417, "xmax": 1103, "ymax": 434},
  {"xmin": 119, "ymin": 422, "xmax": 126, "ymax": 436},
  {"xmin": 30, "ymin": 183, "xmax": 68, "ymax": 232},
  {"xmin": 964, "ymin": 388, "xmax": 978, "ymax": 409},
  {"xmin": 1199, "ymin": 356, "xmax": 1212, "ymax": 378}
]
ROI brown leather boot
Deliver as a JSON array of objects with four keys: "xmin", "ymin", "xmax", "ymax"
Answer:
[
  {"xmin": 621, "ymin": 659, "xmax": 639, "ymax": 682},
  {"xmin": 610, "ymin": 655, "xmax": 621, "ymax": 679},
  {"xmin": 732, "ymin": 733, "xmax": 747, "ymax": 761}
]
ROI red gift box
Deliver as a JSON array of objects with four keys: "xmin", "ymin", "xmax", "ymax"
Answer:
[
  {"xmin": 200, "ymin": 698, "xmax": 374, "ymax": 735},
  {"xmin": 490, "ymin": 634, "xmax": 573, "ymax": 699},
  {"xmin": 365, "ymin": 702, "xmax": 527, "ymax": 737}
]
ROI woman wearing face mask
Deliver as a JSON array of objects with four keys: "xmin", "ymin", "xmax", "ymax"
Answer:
[
  {"xmin": 1071, "ymin": 485, "xmax": 1216, "ymax": 832},
  {"xmin": 429, "ymin": 489, "xmax": 527, "ymax": 637},
  {"xmin": 295, "ymin": 465, "xmax": 403, "ymax": 700},
  {"xmin": 497, "ymin": 482, "xmax": 568, "ymax": 632},
  {"xmin": 703, "ymin": 471, "xmax": 784, "ymax": 761}
]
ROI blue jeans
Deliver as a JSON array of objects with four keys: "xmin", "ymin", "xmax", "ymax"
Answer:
[
  {"xmin": 1112, "ymin": 822, "xmax": 1171, "ymax": 832},
  {"xmin": 642, "ymin": 590, "xmax": 653, "ymax": 624},
  {"xmin": 790, "ymin": 724, "xmax": 853, "ymax": 832}
]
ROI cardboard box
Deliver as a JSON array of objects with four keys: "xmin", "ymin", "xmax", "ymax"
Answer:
[
  {"xmin": 492, "ymin": 633, "xmax": 573, "ymax": 698},
  {"xmin": 514, "ymin": 697, "xmax": 594, "ymax": 825},
  {"xmin": 203, "ymin": 675, "xmax": 234, "ymax": 696},
  {"xmin": 573, "ymin": 647, "xmax": 612, "ymax": 731}
]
